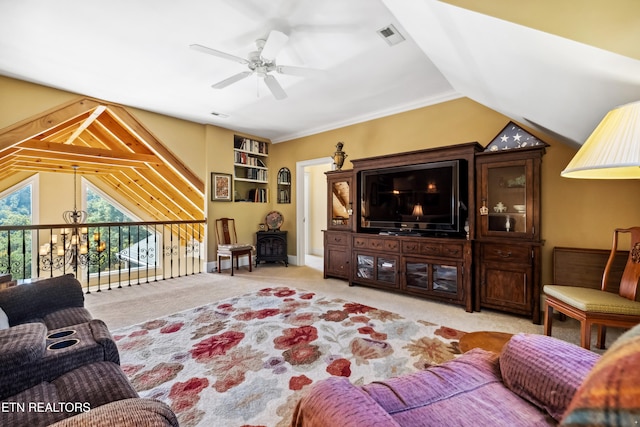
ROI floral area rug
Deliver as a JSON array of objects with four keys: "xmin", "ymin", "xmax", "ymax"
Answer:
[{"xmin": 113, "ymin": 287, "xmax": 466, "ymax": 427}]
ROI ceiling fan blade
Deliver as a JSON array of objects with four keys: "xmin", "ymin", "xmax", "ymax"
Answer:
[
  {"xmin": 212, "ymin": 71, "xmax": 253, "ymax": 89},
  {"xmin": 190, "ymin": 44, "xmax": 249, "ymax": 65},
  {"xmin": 263, "ymin": 75, "xmax": 287, "ymax": 100},
  {"xmin": 276, "ymin": 65, "xmax": 326, "ymax": 78},
  {"xmin": 260, "ymin": 30, "xmax": 288, "ymax": 61}
]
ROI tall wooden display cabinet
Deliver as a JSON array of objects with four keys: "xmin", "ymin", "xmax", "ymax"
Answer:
[
  {"xmin": 323, "ymin": 170, "xmax": 354, "ymax": 280},
  {"xmin": 475, "ymin": 144, "xmax": 547, "ymax": 323}
]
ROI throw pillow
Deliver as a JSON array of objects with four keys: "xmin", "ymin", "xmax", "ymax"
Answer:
[
  {"xmin": 500, "ymin": 333, "xmax": 599, "ymax": 422},
  {"xmin": 560, "ymin": 324, "xmax": 640, "ymax": 426},
  {"xmin": 0, "ymin": 307, "xmax": 8, "ymax": 329}
]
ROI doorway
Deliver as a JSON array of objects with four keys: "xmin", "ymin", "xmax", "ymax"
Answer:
[{"xmin": 296, "ymin": 157, "xmax": 333, "ymax": 268}]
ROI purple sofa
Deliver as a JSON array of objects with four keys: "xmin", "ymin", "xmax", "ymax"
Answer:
[{"xmin": 291, "ymin": 332, "xmax": 602, "ymax": 427}]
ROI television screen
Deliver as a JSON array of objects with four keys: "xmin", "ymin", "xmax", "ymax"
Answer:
[{"xmin": 359, "ymin": 160, "xmax": 466, "ymax": 236}]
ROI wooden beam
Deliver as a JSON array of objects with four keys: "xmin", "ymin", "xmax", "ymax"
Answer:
[
  {"xmin": 116, "ymin": 169, "xmax": 201, "ymax": 220},
  {"xmin": 10, "ymin": 161, "xmax": 119, "ymax": 174},
  {"xmin": 64, "ymin": 105, "xmax": 107, "ymax": 145},
  {"xmin": 0, "ymin": 98, "xmax": 101, "ymax": 150},
  {"xmin": 0, "ymin": 97, "xmax": 206, "ymax": 222},
  {"xmin": 124, "ymin": 168, "xmax": 204, "ymax": 218},
  {"xmin": 97, "ymin": 111, "xmax": 154, "ymax": 154},
  {"xmin": 101, "ymin": 173, "xmax": 176, "ymax": 221},
  {"xmin": 107, "ymin": 104, "xmax": 204, "ymax": 193},
  {"xmin": 18, "ymin": 140, "xmax": 161, "ymax": 165}
]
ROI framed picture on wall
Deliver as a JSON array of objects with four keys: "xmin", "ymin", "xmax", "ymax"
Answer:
[{"xmin": 211, "ymin": 172, "xmax": 232, "ymax": 202}]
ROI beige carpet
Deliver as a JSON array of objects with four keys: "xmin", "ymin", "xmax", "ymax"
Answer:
[{"xmin": 85, "ymin": 262, "xmax": 624, "ymax": 352}]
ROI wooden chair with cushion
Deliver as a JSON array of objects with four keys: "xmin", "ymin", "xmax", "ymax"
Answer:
[
  {"xmin": 215, "ymin": 218, "xmax": 254, "ymax": 276},
  {"xmin": 543, "ymin": 227, "xmax": 640, "ymax": 350}
]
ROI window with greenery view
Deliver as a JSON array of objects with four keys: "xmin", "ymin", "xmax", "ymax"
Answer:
[
  {"xmin": 0, "ymin": 183, "xmax": 32, "ymax": 279},
  {"xmin": 86, "ymin": 187, "xmax": 155, "ymax": 274}
]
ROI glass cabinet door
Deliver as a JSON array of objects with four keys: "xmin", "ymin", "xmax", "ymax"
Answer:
[
  {"xmin": 377, "ymin": 257, "xmax": 397, "ymax": 283},
  {"xmin": 326, "ymin": 171, "xmax": 353, "ymax": 231},
  {"xmin": 480, "ymin": 162, "xmax": 533, "ymax": 237},
  {"xmin": 405, "ymin": 259, "xmax": 459, "ymax": 295},
  {"xmin": 356, "ymin": 254, "xmax": 374, "ymax": 280},
  {"xmin": 355, "ymin": 253, "xmax": 399, "ymax": 287},
  {"xmin": 331, "ymin": 180, "xmax": 350, "ymax": 226},
  {"xmin": 432, "ymin": 264, "xmax": 458, "ymax": 294},
  {"xmin": 406, "ymin": 261, "xmax": 428, "ymax": 290}
]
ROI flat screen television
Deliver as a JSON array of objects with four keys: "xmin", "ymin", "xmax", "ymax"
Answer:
[{"xmin": 359, "ymin": 159, "xmax": 467, "ymax": 237}]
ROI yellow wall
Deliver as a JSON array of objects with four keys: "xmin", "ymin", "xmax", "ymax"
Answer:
[
  {"xmin": 1, "ymin": 76, "xmax": 639, "ymax": 286},
  {"xmin": 440, "ymin": 0, "xmax": 640, "ymax": 60},
  {"xmin": 0, "ymin": 77, "xmax": 78, "ymax": 130}
]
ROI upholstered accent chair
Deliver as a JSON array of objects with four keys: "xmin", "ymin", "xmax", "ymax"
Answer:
[{"xmin": 543, "ymin": 227, "xmax": 640, "ymax": 349}]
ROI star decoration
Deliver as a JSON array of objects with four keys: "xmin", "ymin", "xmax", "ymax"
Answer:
[{"xmin": 485, "ymin": 121, "xmax": 546, "ymax": 152}]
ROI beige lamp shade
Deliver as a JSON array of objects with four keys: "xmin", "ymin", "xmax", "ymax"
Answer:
[
  {"xmin": 561, "ymin": 101, "xmax": 640, "ymax": 179},
  {"xmin": 412, "ymin": 203, "xmax": 423, "ymax": 219}
]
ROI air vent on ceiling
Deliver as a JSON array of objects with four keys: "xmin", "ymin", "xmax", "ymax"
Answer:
[{"xmin": 377, "ymin": 24, "xmax": 405, "ymax": 46}]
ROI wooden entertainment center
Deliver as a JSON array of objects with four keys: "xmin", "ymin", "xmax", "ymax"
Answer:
[{"xmin": 324, "ymin": 141, "xmax": 547, "ymax": 323}]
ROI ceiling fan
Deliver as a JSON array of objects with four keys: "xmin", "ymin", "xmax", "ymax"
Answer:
[{"xmin": 191, "ymin": 30, "xmax": 322, "ymax": 100}]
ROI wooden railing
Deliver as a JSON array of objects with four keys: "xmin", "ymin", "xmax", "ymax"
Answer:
[{"xmin": 0, "ymin": 220, "xmax": 206, "ymax": 293}]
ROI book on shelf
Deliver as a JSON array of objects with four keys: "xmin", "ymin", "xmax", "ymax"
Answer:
[
  {"xmin": 277, "ymin": 168, "xmax": 291, "ymax": 184},
  {"xmin": 247, "ymin": 188, "xmax": 268, "ymax": 203},
  {"xmin": 236, "ymin": 137, "xmax": 269, "ymax": 155},
  {"xmin": 234, "ymin": 152, "xmax": 267, "ymax": 167},
  {"xmin": 278, "ymin": 189, "xmax": 290, "ymax": 203},
  {"xmin": 245, "ymin": 168, "xmax": 267, "ymax": 181}
]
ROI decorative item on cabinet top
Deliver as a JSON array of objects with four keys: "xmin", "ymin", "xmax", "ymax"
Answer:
[
  {"xmin": 332, "ymin": 142, "xmax": 347, "ymax": 170},
  {"xmin": 486, "ymin": 121, "xmax": 545, "ymax": 152}
]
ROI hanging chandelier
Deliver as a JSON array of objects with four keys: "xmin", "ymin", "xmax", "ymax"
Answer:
[
  {"xmin": 62, "ymin": 166, "xmax": 88, "ymax": 224},
  {"xmin": 39, "ymin": 166, "xmax": 106, "ymax": 272}
]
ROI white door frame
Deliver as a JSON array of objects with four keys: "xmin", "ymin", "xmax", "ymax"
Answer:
[{"xmin": 296, "ymin": 157, "xmax": 333, "ymax": 266}]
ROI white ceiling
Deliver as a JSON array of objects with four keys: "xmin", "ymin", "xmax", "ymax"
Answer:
[{"xmin": 1, "ymin": 0, "xmax": 639, "ymax": 145}]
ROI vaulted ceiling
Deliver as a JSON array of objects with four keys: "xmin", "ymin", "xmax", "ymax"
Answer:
[
  {"xmin": 0, "ymin": 1, "xmax": 638, "ymax": 145},
  {"xmin": 0, "ymin": 98, "xmax": 205, "ymax": 221}
]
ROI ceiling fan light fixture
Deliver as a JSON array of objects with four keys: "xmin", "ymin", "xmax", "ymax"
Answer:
[
  {"xmin": 193, "ymin": 29, "xmax": 318, "ymax": 101},
  {"xmin": 260, "ymin": 30, "xmax": 289, "ymax": 61}
]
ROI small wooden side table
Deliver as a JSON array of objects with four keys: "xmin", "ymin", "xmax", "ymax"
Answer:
[{"xmin": 459, "ymin": 331, "xmax": 514, "ymax": 354}]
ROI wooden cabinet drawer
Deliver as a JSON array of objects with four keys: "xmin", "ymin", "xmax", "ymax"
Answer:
[
  {"xmin": 442, "ymin": 243, "xmax": 463, "ymax": 257},
  {"xmin": 326, "ymin": 232, "xmax": 348, "ymax": 246},
  {"xmin": 402, "ymin": 241, "xmax": 464, "ymax": 258},
  {"xmin": 482, "ymin": 244, "xmax": 530, "ymax": 263},
  {"xmin": 419, "ymin": 242, "xmax": 442, "ymax": 256},
  {"xmin": 353, "ymin": 237, "xmax": 368, "ymax": 249},
  {"xmin": 368, "ymin": 238, "xmax": 385, "ymax": 250},
  {"xmin": 383, "ymin": 240, "xmax": 399, "ymax": 252},
  {"xmin": 353, "ymin": 236, "xmax": 399, "ymax": 252},
  {"xmin": 402, "ymin": 241, "xmax": 420, "ymax": 253}
]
